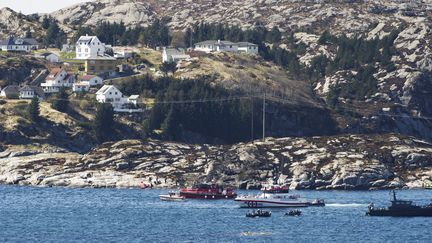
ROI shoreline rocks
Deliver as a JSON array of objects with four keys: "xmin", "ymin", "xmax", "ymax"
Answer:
[{"xmin": 1, "ymin": 134, "xmax": 432, "ymax": 190}]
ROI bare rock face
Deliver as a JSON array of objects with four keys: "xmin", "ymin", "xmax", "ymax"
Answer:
[
  {"xmin": 1, "ymin": 134, "xmax": 432, "ymax": 190},
  {"xmin": 51, "ymin": 0, "xmax": 155, "ymax": 27},
  {"xmin": 0, "ymin": 8, "xmax": 43, "ymax": 38}
]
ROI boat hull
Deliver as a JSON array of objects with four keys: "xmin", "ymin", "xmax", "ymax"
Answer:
[
  {"xmin": 180, "ymin": 192, "xmax": 236, "ymax": 200},
  {"xmin": 159, "ymin": 195, "xmax": 185, "ymax": 201},
  {"xmin": 235, "ymin": 199, "xmax": 308, "ymax": 208},
  {"xmin": 367, "ymin": 209, "xmax": 432, "ymax": 217}
]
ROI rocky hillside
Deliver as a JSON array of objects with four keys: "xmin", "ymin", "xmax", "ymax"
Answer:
[
  {"xmin": 1, "ymin": 134, "xmax": 431, "ymax": 190},
  {"xmin": 0, "ymin": 8, "xmax": 44, "ymax": 39},
  {"xmin": 50, "ymin": 0, "xmax": 431, "ymax": 33}
]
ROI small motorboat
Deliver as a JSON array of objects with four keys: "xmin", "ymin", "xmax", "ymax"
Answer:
[
  {"xmin": 159, "ymin": 192, "xmax": 185, "ymax": 201},
  {"xmin": 285, "ymin": 209, "xmax": 302, "ymax": 216},
  {"xmin": 246, "ymin": 209, "xmax": 272, "ymax": 218},
  {"xmin": 307, "ymin": 199, "xmax": 325, "ymax": 207}
]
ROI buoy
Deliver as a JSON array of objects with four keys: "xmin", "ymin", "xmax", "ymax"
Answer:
[
  {"xmin": 212, "ymin": 195, "xmax": 215, "ymax": 199},
  {"xmin": 205, "ymin": 195, "xmax": 207, "ymax": 199}
]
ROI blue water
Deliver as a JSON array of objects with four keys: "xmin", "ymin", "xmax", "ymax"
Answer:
[{"xmin": 1, "ymin": 186, "xmax": 431, "ymax": 242}]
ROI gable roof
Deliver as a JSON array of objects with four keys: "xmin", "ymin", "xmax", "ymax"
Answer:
[
  {"xmin": 77, "ymin": 35, "xmax": 99, "ymax": 45},
  {"xmin": 96, "ymin": 85, "xmax": 121, "ymax": 95},
  {"xmin": 40, "ymin": 52, "xmax": 58, "ymax": 57},
  {"xmin": 0, "ymin": 37, "xmax": 39, "ymax": 46},
  {"xmin": 46, "ymin": 68, "xmax": 65, "ymax": 81},
  {"xmin": 164, "ymin": 48, "xmax": 186, "ymax": 56},
  {"xmin": 81, "ymin": 75, "xmax": 99, "ymax": 81},
  {"xmin": 1, "ymin": 85, "xmax": 20, "ymax": 94},
  {"xmin": 20, "ymin": 85, "xmax": 45, "ymax": 98}
]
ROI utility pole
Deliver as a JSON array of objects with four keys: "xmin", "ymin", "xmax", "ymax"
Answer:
[
  {"xmin": 251, "ymin": 96, "xmax": 254, "ymax": 142},
  {"xmin": 262, "ymin": 93, "xmax": 266, "ymax": 141}
]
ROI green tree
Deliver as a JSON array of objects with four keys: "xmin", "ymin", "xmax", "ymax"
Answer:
[
  {"xmin": 27, "ymin": 96, "xmax": 40, "ymax": 122},
  {"xmin": 318, "ymin": 30, "xmax": 332, "ymax": 45},
  {"xmin": 94, "ymin": 103, "xmax": 114, "ymax": 142},
  {"xmin": 326, "ymin": 85, "xmax": 341, "ymax": 109},
  {"xmin": 25, "ymin": 30, "xmax": 32, "ymax": 38},
  {"xmin": 161, "ymin": 106, "xmax": 179, "ymax": 140},
  {"xmin": 51, "ymin": 87, "xmax": 69, "ymax": 112},
  {"xmin": 160, "ymin": 61, "xmax": 177, "ymax": 75},
  {"xmin": 42, "ymin": 16, "xmax": 50, "ymax": 29},
  {"xmin": 266, "ymin": 26, "xmax": 282, "ymax": 43}
]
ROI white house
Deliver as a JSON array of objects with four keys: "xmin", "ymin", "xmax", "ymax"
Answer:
[
  {"xmin": 194, "ymin": 40, "xmax": 238, "ymax": 53},
  {"xmin": 96, "ymin": 85, "xmax": 142, "ymax": 111},
  {"xmin": 194, "ymin": 40, "xmax": 258, "ymax": 54},
  {"xmin": 36, "ymin": 52, "xmax": 60, "ymax": 63},
  {"xmin": 96, "ymin": 85, "xmax": 127, "ymax": 109},
  {"xmin": 80, "ymin": 75, "xmax": 103, "ymax": 86},
  {"xmin": 114, "ymin": 50, "xmax": 133, "ymax": 59},
  {"xmin": 0, "ymin": 37, "xmax": 39, "ymax": 52},
  {"xmin": 72, "ymin": 82, "xmax": 90, "ymax": 92},
  {"xmin": 75, "ymin": 35, "xmax": 106, "ymax": 60},
  {"xmin": 128, "ymin": 95, "xmax": 140, "ymax": 106},
  {"xmin": 41, "ymin": 68, "xmax": 76, "ymax": 93},
  {"xmin": 162, "ymin": 48, "xmax": 190, "ymax": 63},
  {"xmin": 237, "ymin": 42, "xmax": 259, "ymax": 54},
  {"xmin": 19, "ymin": 86, "xmax": 45, "ymax": 100}
]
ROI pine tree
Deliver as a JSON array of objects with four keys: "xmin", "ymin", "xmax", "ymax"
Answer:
[
  {"xmin": 160, "ymin": 62, "xmax": 177, "ymax": 75},
  {"xmin": 42, "ymin": 16, "xmax": 50, "ymax": 29},
  {"xmin": 51, "ymin": 87, "xmax": 69, "ymax": 112},
  {"xmin": 326, "ymin": 85, "xmax": 341, "ymax": 109},
  {"xmin": 27, "ymin": 96, "xmax": 40, "ymax": 122},
  {"xmin": 161, "ymin": 106, "xmax": 178, "ymax": 140},
  {"xmin": 94, "ymin": 103, "xmax": 114, "ymax": 142}
]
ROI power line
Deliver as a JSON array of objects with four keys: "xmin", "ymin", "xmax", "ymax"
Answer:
[{"xmin": 24, "ymin": 93, "xmax": 432, "ymax": 121}]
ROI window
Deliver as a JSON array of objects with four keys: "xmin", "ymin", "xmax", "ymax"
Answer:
[
  {"xmin": 115, "ymin": 92, "xmax": 118, "ymax": 95},
  {"xmin": 109, "ymin": 92, "xmax": 112, "ymax": 95}
]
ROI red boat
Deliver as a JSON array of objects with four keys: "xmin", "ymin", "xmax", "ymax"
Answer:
[
  {"xmin": 261, "ymin": 184, "xmax": 290, "ymax": 194},
  {"xmin": 180, "ymin": 183, "xmax": 237, "ymax": 199}
]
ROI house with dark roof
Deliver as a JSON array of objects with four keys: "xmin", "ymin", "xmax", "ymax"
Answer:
[
  {"xmin": 0, "ymin": 85, "xmax": 20, "ymax": 98},
  {"xmin": 19, "ymin": 86, "xmax": 45, "ymax": 100},
  {"xmin": 0, "ymin": 37, "xmax": 39, "ymax": 52},
  {"xmin": 194, "ymin": 40, "xmax": 258, "ymax": 54},
  {"xmin": 162, "ymin": 48, "xmax": 190, "ymax": 63},
  {"xmin": 35, "ymin": 52, "xmax": 60, "ymax": 63}
]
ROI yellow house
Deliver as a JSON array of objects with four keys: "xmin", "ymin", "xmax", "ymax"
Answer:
[{"xmin": 85, "ymin": 56, "xmax": 118, "ymax": 76}]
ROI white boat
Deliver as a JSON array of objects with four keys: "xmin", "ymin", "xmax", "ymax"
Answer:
[
  {"xmin": 235, "ymin": 192, "xmax": 309, "ymax": 208},
  {"xmin": 159, "ymin": 192, "xmax": 186, "ymax": 202}
]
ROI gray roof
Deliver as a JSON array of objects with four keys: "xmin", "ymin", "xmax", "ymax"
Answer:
[
  {"xmin": 77, "ymin": 36, "xmax": 97, "ymax": 44},
  {"xmin": 164, "ymin": 48, "xmax": 186, "ymax": 56},
  {"xmin": 0, "ymin": 37, "xmax": 39, "ymax": 46},
  {"xmin": 20, "ymin": 85, "xmax": 45, "ymax": 98},
  {"xmin": 195, "ymin": 40, "xmax": 236, "ymax": 46},
  {"xmin": 39, "ymin": 52, "xmax": 58, "ymax": 57},
  {"xmin": 1, "ymin": 85, "xmax": 20, "ymax": 94},
  {"xmin": 237, "ymin": 42, "xmax": 258, "ymax": 47}
]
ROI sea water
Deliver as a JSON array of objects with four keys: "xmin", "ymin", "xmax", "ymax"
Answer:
[{"xmin": 1, "ymin": 186, "xmax": 431, "ymax": 242}]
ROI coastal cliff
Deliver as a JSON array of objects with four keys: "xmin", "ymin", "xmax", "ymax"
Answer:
[{"xmin": 1, "ymin": 134, "xmax": 431, "ymax": 190}]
